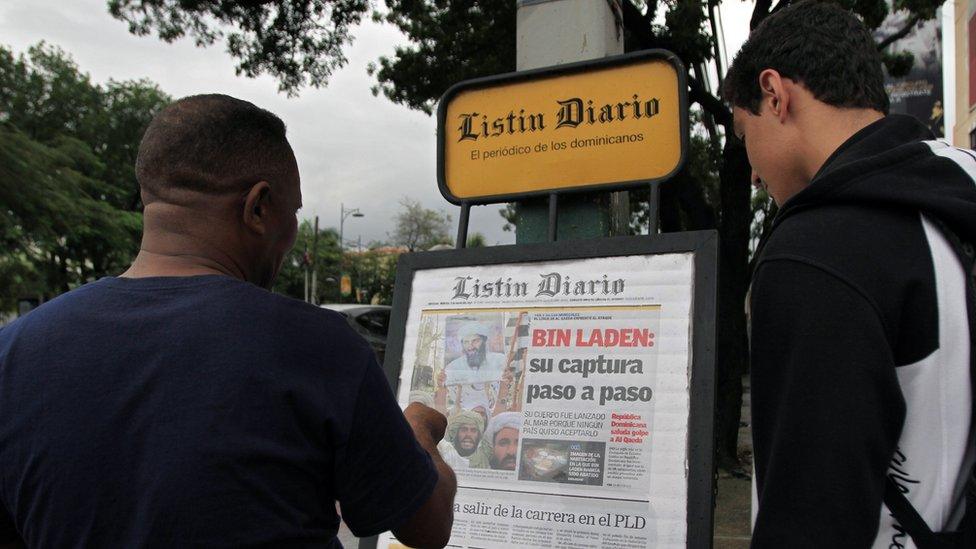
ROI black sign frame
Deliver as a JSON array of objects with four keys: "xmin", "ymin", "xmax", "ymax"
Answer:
[
  {"xmin": 362, "ymin": 230, "xmax": 718, "ymax": 549},
  {"xmin": 436, "ymin": 49, "xmax": 690, "ymax": 206}
]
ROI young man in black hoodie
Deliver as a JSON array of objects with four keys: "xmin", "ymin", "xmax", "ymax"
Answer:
[{"xmin": 723, "ymin": 1, "xmax": 976, "ymax": 547}]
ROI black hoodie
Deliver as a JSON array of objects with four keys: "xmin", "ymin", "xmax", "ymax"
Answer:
[{"xmin": 749, "ymin": 115, "xmax": 976, "ymax": 548}]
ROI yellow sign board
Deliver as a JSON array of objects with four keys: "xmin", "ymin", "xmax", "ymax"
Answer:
[{"xmin": 437, "ymin": 50, "xmax": 687, "ymax": 204}]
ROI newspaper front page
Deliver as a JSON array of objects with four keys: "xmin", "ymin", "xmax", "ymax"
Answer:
[{"xmin": 377, "ymin": 253, "xmax": 695, "ymax": 548}]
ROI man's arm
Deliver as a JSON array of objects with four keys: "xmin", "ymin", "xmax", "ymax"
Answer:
[
  {"xmin": 750, "ymin": 259, "xmax": 905, "ymax": 547},
  {"xmin": 392, "ymin": 403, "xmax": 457, "ymax": 548},
  {"xmin": 335, "ymin": 356, "xmax": 456, "ymax": 546}
]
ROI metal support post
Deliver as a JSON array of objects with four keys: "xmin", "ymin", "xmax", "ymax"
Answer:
[
  {"xmin": 514, "ymin": 0, "xmax": 625, "ymax": 243},
  {"xmin": 456, "ymin": 203, "xmax": 471, "ymax": 249}
]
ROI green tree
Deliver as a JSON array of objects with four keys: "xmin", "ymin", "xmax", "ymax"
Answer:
[
  {"xmin": 274, "ymin": 220, "xmax": 342, "ymax": 303},
  {"xmin": 466, "ymin": 232, "xmax": 486, "ymax": 248},
  {"xmin": 107, "ymin": 0, "xmax": 371, "ymax": 95},
  {"xmin": 390, "ymin": 197, "xmax": 452, "ymax": 252},
  {"xmin": 0, "ymin": 43, "xmax": 170, "ymax": 311},
  {"xmin": 346, "ymin": 246, "xmax": 401, "ymax": 304},
  {"xmin": 111, "ymin": 0, "xmax": 945, "ymax": 471},
  {"xmin": 275, "ymin": 222, "xmax": 401, "ymax": 305}
]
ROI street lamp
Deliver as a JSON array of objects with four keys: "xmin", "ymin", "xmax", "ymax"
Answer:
[
  {"xmin": 339, "ymin": 203, "xmax": 364, "ymax": 251},
  {"xmin": 337, "ymin": 204, "xmax": 364, "ymax": 303},
  {"xmin": 309, "ymin": 205, "xmax": 362, "ymax": 305}
]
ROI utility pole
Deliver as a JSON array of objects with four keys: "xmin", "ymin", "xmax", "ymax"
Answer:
[
  {"xmin": 302, "ymin": 243, "xmax": 310, "ymax": 302},
  {"xmin": 310, "ymin": 215, "xmax": 319, "ymax": 304},
  {"xmin": 514, "ymin": 0, "xmax": 627, "ymax": 242},
  {"xmin": 355, "ymin": 235, "xmax": 363, "ymax": 302}
]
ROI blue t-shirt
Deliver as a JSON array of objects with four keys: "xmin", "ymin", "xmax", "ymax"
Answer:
[{"xmin": 0, "ymin": 275, "xmax": 436, "ymax": 548}]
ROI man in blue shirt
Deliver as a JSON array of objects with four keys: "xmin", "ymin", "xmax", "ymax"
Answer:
[{"xmin": 0, "ymin": 94, "xmax": 456, "ymax": 548}]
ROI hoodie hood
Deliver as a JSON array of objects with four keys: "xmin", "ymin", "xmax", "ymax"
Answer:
[{"xmin": 766, "ymin": 114, "xmax": 976, "ymax": 249}]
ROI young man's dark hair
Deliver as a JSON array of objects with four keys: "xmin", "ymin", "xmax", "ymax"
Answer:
[
  {"xmin": 726, "ymin": 1, "xmax": 976, "ymax": 548},
  {"xmin": 136, "ymin": 94, "xmax": 293, "ymax": 202},
  {"xmin": 723, "ymin": 0, "xmax": 889, "ymax": 115}
]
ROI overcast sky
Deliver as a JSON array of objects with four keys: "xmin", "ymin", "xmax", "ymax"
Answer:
[{"xmin": 0, "ymin": 1, "xmax": 758, "ymax": 247}]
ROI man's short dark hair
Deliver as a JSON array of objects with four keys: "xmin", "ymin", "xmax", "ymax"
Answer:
[
  {"xmin": 722, "ymin": 0, "xmax": 889, "ymax": 115},
  {"xmin": 136, "ymin": 94, "xmax": 292, "ymax": 202}
]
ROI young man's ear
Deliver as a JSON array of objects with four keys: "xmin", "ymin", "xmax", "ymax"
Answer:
[
  {"xmin": 242, "ymin": 181, "xmax": 272, "ymax": 235},
  {"xmin": 758, "ymin": 68, "xmax": 791, "ymax": 124}
]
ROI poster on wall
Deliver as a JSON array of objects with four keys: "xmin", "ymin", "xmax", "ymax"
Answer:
[
  {"xmin": 876, "ymin": 4, "xmax": 944, "ymax": 137},
  {"xmin": 362, "ymin": 233, "xmax": 717, "ymax": 549}
]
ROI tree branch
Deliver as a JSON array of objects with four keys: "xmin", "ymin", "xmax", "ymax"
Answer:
[
  {"xmin": 750, "ymin": 0, "xmax": 773, "ymax": 30},
  {"xmin": 877, "ymin": 14, "xmax": 922, "ymax": 50},
  {"xmin": 751, "ymin": 0, "xmax": 791, "ymax": 30},
  {"xmin": 620, "ymin": 1, "xmax": 731, "ymax": 129},
  {"xmin": 621, "ymin": 0, "xmax": 657, "ymax": 50},
  {"xmin": 689, "ymin": 75, "xmax": 732, "ymax": 129}
]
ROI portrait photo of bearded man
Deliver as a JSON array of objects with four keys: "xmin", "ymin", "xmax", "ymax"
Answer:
[{"xmin": 436, "ymin": 320, "xmax": 508, "ymax": 415}]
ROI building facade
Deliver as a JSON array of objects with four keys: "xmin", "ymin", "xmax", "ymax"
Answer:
[{"xmin": 953, "ymin": 0, "xmax": 976, "ymax": 148}]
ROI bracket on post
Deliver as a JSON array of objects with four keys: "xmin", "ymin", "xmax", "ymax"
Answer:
[
  {"xmin": 548, "ymin": 193, "xmax": 559, "ymax": 242},
  {"xmin": 648, "ymin": 182, "xmax": 661, "ymax": 235},
  {"xmin": 456, "ymin": 202, "xmax": 471, "ymax": 249}
]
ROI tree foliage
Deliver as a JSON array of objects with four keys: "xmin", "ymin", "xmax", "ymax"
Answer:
[
  {"xmin": 390, "ymin": 197, "xmax": 452, "ymax": 252},
  {"xmin": 108, "ymin": 0, "xmax": 944, "ymax": 101},
  {"xmin": 0, "ymin": 43, "xmax": 170, "ymax": 311},
  {"xmin": 274, "ymin": 220, "xmax": 401, "ymax": 304},
  {"xmin": 466, "ymin": 232, "xmax": 486, "ymax": 248},
  {"xmin": 345, "ymin": 245, "xmax": 401, "ymax": 304},
  {"xmin": 108, "ymin": 0, "xmax": 370, "ymax": 95},
  {"xmin": 274, "ymin": 219, "xmax": 342, "ymax": 302},
  {"xmin": 368, "ymin": 0, "xmax": 516, "ymax": 114}
]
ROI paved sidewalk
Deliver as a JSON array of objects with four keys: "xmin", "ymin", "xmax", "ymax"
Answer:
[{"xmin": 713, "ymin": 376, "xmax": 752, "ymax": 548}]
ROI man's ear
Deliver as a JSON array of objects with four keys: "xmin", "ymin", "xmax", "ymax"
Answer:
[
  {"xmin": 758, "ymin": 68, "xmax": 791, "ymax": 124},
  {"xmin": 242, "ymin": 181, "xmax": 272, "ymax": 235}
]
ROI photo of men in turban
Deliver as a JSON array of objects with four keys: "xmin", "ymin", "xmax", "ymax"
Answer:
[
  {"xmin": 469, "ymin": 412, "xmax": 523, "ymax": 472},
  {"xmin": 449, "ymin": 411, "xmax": 485, "ymax": 458},
  {"xmin": 436, "ymin": 411, "xmax": 486, "ymax": 471}
]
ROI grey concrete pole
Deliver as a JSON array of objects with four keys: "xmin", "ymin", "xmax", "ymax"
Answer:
[{"xmin": 514, "ymin": 0, "xmax": 629, "ymax": 242}]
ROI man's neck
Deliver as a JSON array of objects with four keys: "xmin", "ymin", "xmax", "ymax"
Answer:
[
  {"xmin": 800, "ymin": 107, "xmax": 885, "ymax": 184},
  {"xmin": 121, "ymin": 249, "xmax": 244, "ymax": 280},
  {"xmin": 122, "ymin": 203, "xmax": 249, "ymax": 280}
]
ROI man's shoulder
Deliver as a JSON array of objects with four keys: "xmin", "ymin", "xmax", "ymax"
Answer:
[
  {"xmin": 0, "ymin": 280, "xmax": 109, "ymax": 343},
  {"xmin": 1, "ymin": 277, "xmax": 372, "ymax": 361},
  {"xmin": 755, "ymin": 203, "xmax": 937, "ymax": 345},
  {"xmin": 761, "ymin": 203, "xmax": 925, "ymax": 270},
  {"xmin": 217, "ymin": 281, "xmax": 376, "ymax": 358}
]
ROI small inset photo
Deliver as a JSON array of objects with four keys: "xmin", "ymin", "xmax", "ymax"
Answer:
[{"xmin": 518, "ymin": 439, "xmax": 606, "ymax": 486}]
